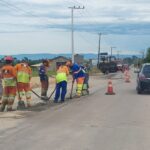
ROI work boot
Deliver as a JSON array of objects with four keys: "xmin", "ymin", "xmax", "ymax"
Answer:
[
  {"xmin": 27, "ymin": 101, "xmax": 32, "ymax": 108},
  {"xmin": 60, "ymin": 100, "xmax": 65, "ymax": 103},
  {"xmin": 0, "ymin": 101, "xmax": 7, "ymax": 112},
  {"xmin": 0, "ymin": 105, "xmax": 5, "ymax": 112},
  {"xmin": 74, "ymin": 95, "xmax": 81, "ymax": 98},
  {"xmin": 54, "ymin": 99, "xmax": 58, "ymax": 103},
  {"xmin": 7, "ymin": 107, "xmax": 13, "ymax": 111},
  {"xmin": 87, "ymin": 90, "xmax": 89, "ymax": 95},
  {"xmin": 82, "ymin": 90, "xmax": 90, "ymax": 96},
  {"xmin": 17, "ymin": 101, "xmax": 26, "ymax": 110},
  {"xmin": 41, "ymin": 96, "xmax": 49, "ymax": 101}
]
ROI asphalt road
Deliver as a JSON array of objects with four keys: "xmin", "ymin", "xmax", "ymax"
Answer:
[{"xmin": 1, "ymin": 72, "xmax": 150, "ymax": 150}]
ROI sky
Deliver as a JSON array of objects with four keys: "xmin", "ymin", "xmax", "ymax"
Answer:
[{"xmin": 0, "ymin": 0, "xmax": 150, "ymax": 55}]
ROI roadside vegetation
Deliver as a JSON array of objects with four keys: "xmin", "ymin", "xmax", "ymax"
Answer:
[{"xmin": 31, "ymin": 67, "xmax": 56, "ymax": 77}]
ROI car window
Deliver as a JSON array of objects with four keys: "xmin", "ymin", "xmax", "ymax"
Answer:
[{"xmin": 143, "ymin": 65, "xmax": 150, "ymax": 74}]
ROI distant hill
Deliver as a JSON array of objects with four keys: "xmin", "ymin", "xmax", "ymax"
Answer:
[
  {"xmin": 0, "ymin": 53, "xmax": 97, "ymax": 60},
  {"xmin": 0, "ymin": 53, "xmax": 141, "ymax": 60}
]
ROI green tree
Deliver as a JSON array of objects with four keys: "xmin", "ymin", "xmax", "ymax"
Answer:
[{"xmin": 145, "ymin": 47, "xmax": 150, "ymax": 62}]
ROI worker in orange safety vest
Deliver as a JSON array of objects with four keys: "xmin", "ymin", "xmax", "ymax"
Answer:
[
  {"xmin": 0, "ymin": 56, "xmax": 17, "ymax": 111},
  {"xmin": 15, "ymin": 60, "xmax": 32, "ymax": 109}
]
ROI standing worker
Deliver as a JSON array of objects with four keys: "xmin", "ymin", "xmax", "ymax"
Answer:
[
  {"xmin": 0, "ymin": 56, "xmax": 17, "ymax": 112},
  {"xmin": 39, "ymin": 60, "xmax": 49, "ymax": 99},
  {"xmin": 15, "ymin": 60, "xmax": 32, "ymax": 109},
  {"xmin": 66, "ymin": 61, "xmax": 85, "ymax": 98},
  {"xmin": 54, "ymin": 63, "xmax": 69, "ymax": 103}
]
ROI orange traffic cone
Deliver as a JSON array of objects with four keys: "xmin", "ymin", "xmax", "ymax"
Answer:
[
  {"xmin": 124, "ymin": 70, "xmax": 130, "ymax": 83},
  {"xmin": 105, "ymin": 80, "xmax": 115, "ymax": 95}
]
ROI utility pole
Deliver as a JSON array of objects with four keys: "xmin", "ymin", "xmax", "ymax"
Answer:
[
  {"xmin": 98, "ymin": 33, "xmax": 102, "ymax": 65},
  {"xmin": 69, "ymin": 6, "xmax": 84, "ymax": 63}
]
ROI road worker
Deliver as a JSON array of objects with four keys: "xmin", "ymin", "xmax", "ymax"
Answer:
[
  {"xmin": 15, "ymin": 60, "xmax": 32, "ymax": 109},
  {"xmin": 54, "ymin": 63, "xmax": 69, "ymax": 103},
  {"xmin": 81, "ymin": 64, "xmax": 90, "ymax": 95},
  {"xmin": 0, "ymin": 56, "xmax": 17, "ymax": 111},
  {"xmin": 39, "ymin": 59, "xmax": 49, "ymax": 99},
  {"xmin": 66, "ymin": 61, "xmax": 85, "ymax": 98}
]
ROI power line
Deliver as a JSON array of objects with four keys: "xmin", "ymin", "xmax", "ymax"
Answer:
[
  {"xmin": 0, "ymin": 0, "xmax": 62, "ymax": 27},
  {"xmin": 70, "ymin": 0, "xmax": 102, "ymax": 27},
  {"xmin": 0, "ymin": 0, "xmax": 101, "ymax": 52}
]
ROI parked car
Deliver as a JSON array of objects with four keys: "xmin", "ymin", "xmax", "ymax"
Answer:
[{"xmin": 136, "ymin": 63, "xmax": 150, "ymax": 94}]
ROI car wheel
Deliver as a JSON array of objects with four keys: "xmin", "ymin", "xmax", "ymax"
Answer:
[
  {"xmin": 137, "ymin": 86, "xmax": 142, "ymax": 94},
  {"xmin": 106, "ymin": 70, "xmax": 109, "ymax": 74}
]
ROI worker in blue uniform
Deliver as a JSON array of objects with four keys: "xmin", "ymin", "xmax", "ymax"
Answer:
[{"xmin": 66, "ymin": 61, "xmax": 85, "ymax": 98}]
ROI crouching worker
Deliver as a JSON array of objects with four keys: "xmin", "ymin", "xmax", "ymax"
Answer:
[
  {"xmin": 0, "ymin": 56, "xmax": 16, "ymax": 112},
  {"xmin": 66, "ymin": 61, "xmax": 85, "ymax": 98},
  {"xmin": 54, "ymin": 63, "xmax": 69, "ymax": 103},
  {"xmin": 15, "ymin": 60, "xmax": 32, "ymax": 109},
  {"xmin": 39, "ymin": 60, "xmax": 49, "ymax": 99},
  {"xmin": 81, "ymin": 65, "xmax": 90, "ymax": 95}
]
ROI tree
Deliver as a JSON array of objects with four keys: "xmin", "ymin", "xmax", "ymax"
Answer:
[{"xmin": 145, "ymin": 47, "xmax": 150, "ymax": 62}]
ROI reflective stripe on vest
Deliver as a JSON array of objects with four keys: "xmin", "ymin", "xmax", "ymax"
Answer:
[{"xmin": 3, "ymin": 77, "xmax": 16, "ymax": 86}]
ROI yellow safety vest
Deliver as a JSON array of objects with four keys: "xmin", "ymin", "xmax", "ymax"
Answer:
[
  {"xmin": 56, "ymin": 73, "xmax": 67, "ymax": 83},
  {"xmin": 17, "ymin": 71, "xmax": 30, "ymax": 83}
]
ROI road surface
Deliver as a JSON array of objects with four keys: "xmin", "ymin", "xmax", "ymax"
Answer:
[{"xmin": 1, "ymin": 71, "xmax": 150, "ymax": 150}]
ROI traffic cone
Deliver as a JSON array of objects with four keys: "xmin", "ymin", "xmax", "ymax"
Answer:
[
  {"xmin": 124, "ymin": 70, "xmax": 130, "ymax": 83},
  {"xmin": 105, "ymin": 80, "xmax": 115, "ymax": 95}
]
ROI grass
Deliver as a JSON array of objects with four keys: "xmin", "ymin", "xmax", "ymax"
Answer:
[
  {"xmin": 31, "ymin": 66, "xmax": 101, "ymax": 77},
  {"xmin": 89, "ymin": 66, "xmax": 101, "ymax": 75},
  {"xmin": 31, "ymin": 67, "xmax": 56, "ymax": 77}
]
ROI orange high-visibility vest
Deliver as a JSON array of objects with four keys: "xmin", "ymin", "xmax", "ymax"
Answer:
[
  {"xmin": 15, "ymin": 63, "xmax": 32, "ymax": 83},
  {"xmin": 57, "ymin": 66, "xmax": 69, "ymax": 76}
]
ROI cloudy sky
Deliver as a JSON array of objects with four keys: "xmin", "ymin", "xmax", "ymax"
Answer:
[{"xmin": 0, "ymin": 0, "xmax": 150, "ymax": 55}]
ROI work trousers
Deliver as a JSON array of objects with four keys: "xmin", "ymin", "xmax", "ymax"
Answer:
[
  {"xmin": 17, "ymin": 82, "xmax": 31, "ymax": 106},
  {"xmin": 54, "ymin": 81, "xmax": 67, "ymax": 102},
  {"xmin": 76, "ymin": 77, "xmax": 85, "ymax": 96},
  {"xmin": 40, "ymin": 76, "xmax": 49, "ymax": 97},
  {"xmin": 0, "ymin": 86, "xmax": 16, "ymax": 111},
  {"xmin": 82, "ymin": 73, "xmax": 89, "ymax": 95}
]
